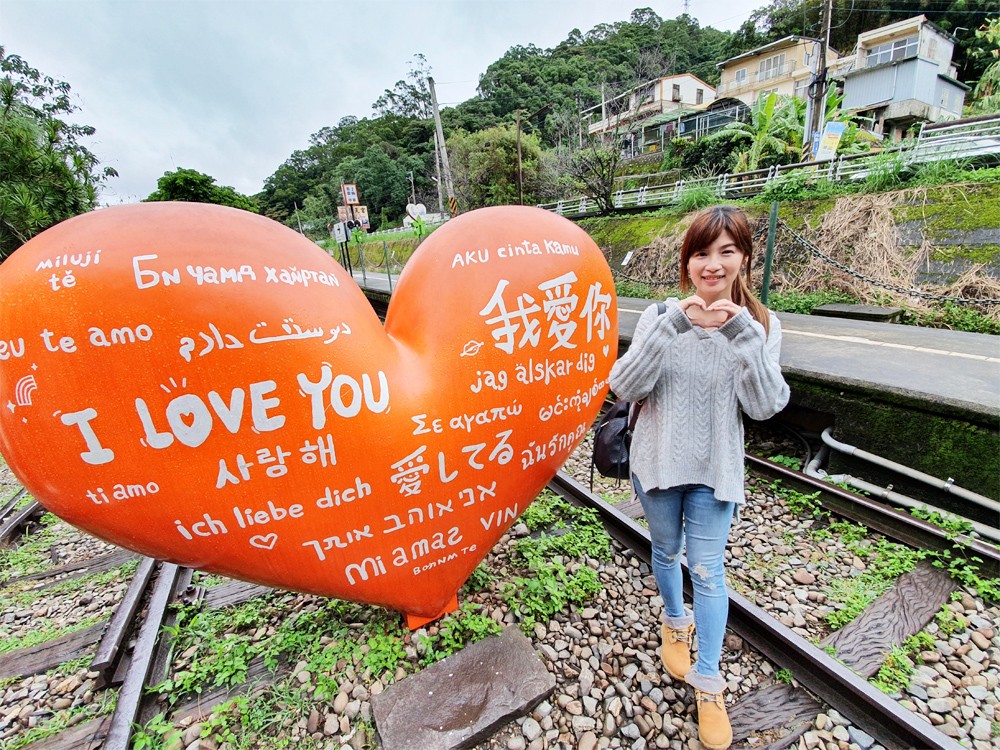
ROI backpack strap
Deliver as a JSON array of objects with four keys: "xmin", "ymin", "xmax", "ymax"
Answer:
[
  {"xmin": 627, "ymin": 302, "xmax": 666, "ymax": 428},
  {"xmin": 590, "ymin": 300, "xmax": 668, "ymax": 491}
]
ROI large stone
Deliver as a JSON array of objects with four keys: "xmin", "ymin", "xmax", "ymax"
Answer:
[{"xmin": 371, "ymin": 626, "xmax": 555, "ymax": 750}]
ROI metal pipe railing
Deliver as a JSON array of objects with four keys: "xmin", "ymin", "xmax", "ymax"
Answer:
[{"xmin": 540, "ymin": 113, "xmax": 1000, "ymax": 216}]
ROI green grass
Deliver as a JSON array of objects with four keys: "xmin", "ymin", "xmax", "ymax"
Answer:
[
  {"xmin": 872, "ymin": 631, "xmax": 934, "ymax": 694},
  {"xmin": 418, "ymin": 602, "xmax": 503, "ymax": 666},
  {"xmin": 0, "ymin": 511, "xmax": 65, "ymax": 582},
  {"xmin": 498, "ymin": 490, "xmax": 609, "ymax": 632},
  {"xmin": 516, "ymin": 491, "xmax": 612, "ymax": 563},
  {"xmin": 0, "ymin": 689, "xmax": 116, "ymax": 750},
  {"xmin": 900, "ymin": 303, "xmax": 1000, "ymax": 336},
  {"xmin": 767, "ymin": 289, "xmax": 858, "ymax": 315},
  {"xmin": 8, "ymin": 559, "xmax": 137, "ymax": 607},
  {"xmin": 766, "ymin": 454, "xmax": 802, "ymax": 471},
  {"xmin": 0, "ymin": 615, "xmax": 106, "ymax": 655},
  {"xmin": 824, "ymin": 535, "xmax": 925, "ymax": 629}
]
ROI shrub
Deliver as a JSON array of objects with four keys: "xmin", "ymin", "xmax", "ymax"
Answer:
[{"xmin": 767, "ymin": 289, "xmax": 858, "ymax": 314}]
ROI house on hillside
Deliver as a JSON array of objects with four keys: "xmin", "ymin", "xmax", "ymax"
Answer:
[
  {"xmin": 828, "ymin": 15, "xmax": 968, "ymax": 140},
  {"xmin": 716, "ymin": 36, "xmax": 835, "ymax": 107},
  {"xmin": 582, "ymin": 74, "xmax": 717, "ymax": 141},
  {"xmin": 636, "ymin": 97, "xmax": 749, "ymax": 155}
]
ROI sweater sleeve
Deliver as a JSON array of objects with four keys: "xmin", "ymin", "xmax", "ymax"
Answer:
[
  {"xmin": 609, "ymin": 299, "xmax": 691, "ymax": 402},
  {"xmin": 719, "ymin": 309, "xmax": 790, "ymax": 421}
]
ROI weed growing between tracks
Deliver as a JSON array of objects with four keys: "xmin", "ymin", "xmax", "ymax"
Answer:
[
  {"xmin": 762, "ymin": 468, "xmax": 1000, "ymax": 707},
  {"xmin": 1, "ymin": 690, "xmax": 117, "ymax": 750},
  {"xmin": 143, "ymin": 590, "xmax": 501, "ymax": 749},
  {"xmin": 0, "ymin": 510, "xmax": 60, "ymax": 582},
  {"xmin": 500, "ymin": 490, "xmax": 610, "ymax": 633}
]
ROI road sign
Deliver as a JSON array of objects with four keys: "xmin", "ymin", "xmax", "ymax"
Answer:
[{"xmin": 815, "ymin": 121, "xmax": 847, "ymax": 161}]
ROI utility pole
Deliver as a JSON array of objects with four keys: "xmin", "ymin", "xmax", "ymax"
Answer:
[
  {"xmin": 577, "ymin": 95, "xmax": 583, "ymax": 149},
  {"xmin": 808, "ymin": 0, "xmax": 833, "ymax": 158},
  {"xmin": 428, "ymin": 76, "xmax": 457, "ymax": 216},
  {"xmin": 516, "ymin": 110, "xmax": 523, "ymax": 205},
  {"xmin": 408, "ymin": 170, "xmax": 416, "ymax": 206},
  {"xmin": 433, "ymin": 130, "xmax": 444, "ymax": 214}
]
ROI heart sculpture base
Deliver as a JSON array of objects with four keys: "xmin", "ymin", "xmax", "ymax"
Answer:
[
  {"xmin": 406, "ymin": 595, "xmax": 459, "ymax": 630},
  {"xmin": 0, "ymin": 202, "xmax": 617, "ymax": 623}
]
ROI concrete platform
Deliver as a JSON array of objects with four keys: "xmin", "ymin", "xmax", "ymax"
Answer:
[
  {"xmin": 618, "ymin": 296, "xmax": 999, "ymax": 502},
  {"xmin": 617, "ymin": 296, "xmax": 1000, "ymax": 423}
]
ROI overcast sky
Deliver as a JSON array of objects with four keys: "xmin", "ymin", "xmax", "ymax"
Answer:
[{"xmin": 4, "ymin": 0, "xmax": 766, "ymax": 204}]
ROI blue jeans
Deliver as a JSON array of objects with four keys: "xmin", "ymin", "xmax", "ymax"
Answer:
[{"xmin": 634, "ymin": 478, "xmax": 734, "ymax": 689}]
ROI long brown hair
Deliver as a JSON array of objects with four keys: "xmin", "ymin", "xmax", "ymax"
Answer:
[{"xmin": 679, "ymin": 205, "xmax": 770, "ymax": 335}]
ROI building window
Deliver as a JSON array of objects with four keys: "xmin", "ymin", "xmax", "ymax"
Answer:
[
  {"xmin": 734, "ymin": 67, "xmax": 747, "ymax": 85},
  {"xmin": 696, "ymin": 88, "xmax": 704, "ymax": 104},
  {"xmin": 793, "ymin": 78, "xmax": 810, "ymax": 100},
  {"xmin": 865, "ymin": 36, "xmax": 918, "ymax": 67},
  {"xmin": 672, "ymin": 84, "xmax": 681, "ymax": 102},
  {"xmin": 759, "ymin": 53, "xmax": 786, "ymax": 81}
]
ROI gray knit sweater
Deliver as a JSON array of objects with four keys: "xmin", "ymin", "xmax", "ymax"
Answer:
[{"xmin": 609, "ymin": 299, "xmax": 789, "ymax": 505}]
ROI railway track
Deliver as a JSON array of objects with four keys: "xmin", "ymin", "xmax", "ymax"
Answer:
[
  {"xmin": 548, "ymin": 470, "xmax": 976, "ymax": 750},
  {"xmin": 0, "ymin": 439, "xmax": 997, "ymax": 749}
]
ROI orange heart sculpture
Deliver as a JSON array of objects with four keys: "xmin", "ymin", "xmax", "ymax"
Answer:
[{"xmin": 0, "ymin": 203, "xmax": 616, "ymax": 623}]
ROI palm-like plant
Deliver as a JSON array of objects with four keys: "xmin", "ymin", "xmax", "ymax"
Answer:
[
  {"xmin": 703, "ymin": 92, "xmax": 803, "ymax": 173},
  {"xmin": 818, "ymin": 87, "xmax": 880, "ymax": 157}
]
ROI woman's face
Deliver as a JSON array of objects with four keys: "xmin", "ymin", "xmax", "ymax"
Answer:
[{"xmin": 687, "ymin": 229, "xmax": 745, "ymax": 302}]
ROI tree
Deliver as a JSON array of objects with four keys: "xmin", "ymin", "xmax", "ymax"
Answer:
[
  {"xmin": 447, "ymin": 125, "xmax": 545, "ymax": 209},
  {"xmin": 0, "ymin": 46, "xmax": 117, "ymax": 260},
  {"xmin": 568, "ymin": 137, "xmax": 621, "ymax": 215},
  {"xmin": 257, "ymin": 114, "xmax": 433, "ymax": 225},
  {"xmin": 331, "ymin": 145, "xmax": 424, "ymax": 228},
  {"xmin": 145, "ymin": 168, "xmax": 259, "ymax": 212},
  {"xmin": 968, "ymin": 17, "xmax": 1000, "ymax": 114},
  {"xmin": 372, "ymin": 54, "xmax": 433, "ymax": 119}
]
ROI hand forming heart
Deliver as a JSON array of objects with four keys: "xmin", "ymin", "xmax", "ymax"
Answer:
[
  {"xmin": 680, "ymin": 295, "xmax": 732, "ymax": 329},
  {"xmin": 0, "ymin": 203, "xmax": 617, "ymax": 624}
]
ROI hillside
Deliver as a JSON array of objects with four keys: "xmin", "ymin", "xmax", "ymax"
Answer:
[{"xmin": 351, "ymin": 179, "xmax": 1000, "ymax": 333}]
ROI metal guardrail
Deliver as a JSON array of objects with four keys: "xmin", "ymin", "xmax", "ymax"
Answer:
[
  {"xmin": 368, "ymin": 218, "xmax": 449, "ymax": 238},
  {"xmin": 540, "ymin": 114, "xmax": 1000, "ymax": 217}
]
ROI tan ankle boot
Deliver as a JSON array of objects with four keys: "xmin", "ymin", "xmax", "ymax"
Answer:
[
  {"xmin": 694, "ymin": 688, "xmax": 732, "ymax": 750},
  {"xmin": 660, "ymin": 622, "xmax": 694, "ymax": 679}
]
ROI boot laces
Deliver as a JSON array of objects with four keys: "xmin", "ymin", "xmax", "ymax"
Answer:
[
  {"xmin": 696, "ymin": 689, "xmax": 725, "ymax": 708},
  {"xmin": 665, "ymin": 625, "xmax": 693, "ymax": 645}
]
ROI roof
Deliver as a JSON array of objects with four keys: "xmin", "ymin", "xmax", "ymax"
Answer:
[
  {"xmin": 639, "ymin": 110, "xmax": 697, "ymax": 128},
  {"xmin": 718, "ymin": 35, "xmax": 829, "ymax": 68}
]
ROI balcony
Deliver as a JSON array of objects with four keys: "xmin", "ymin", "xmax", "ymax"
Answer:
[{"xmin": 717, "ymin": 61, "xmax": 800, "ymax": 97}]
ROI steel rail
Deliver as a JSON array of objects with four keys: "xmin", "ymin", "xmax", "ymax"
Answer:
[
  {"xmin": 746, "ymin": 455, "xmax": 1000, "ymax": 579},
  {"xmin": 91, "ymin": 557, "xmax": 159, "ymax": 685},
  {"xmin": 0, "ymin": 487, "xmax": 27, "ymax": 521},
  {"xmin": 0, "ymin": 499, "xmax": 41, "ymax": 545},
  {"xmin": 590, "ymin": 392, "xmax": 999, "ymax": 576},
  {"xmin": 548, "ymin": 470, "xmax": 965, "ymax": 750},
  {"xmin": 593, "ymin": 393, "xmax": 998, "ymax": 576},
  {"xmin": 104, "ymin": 562, "xmax": 181, "ymax": 750}
]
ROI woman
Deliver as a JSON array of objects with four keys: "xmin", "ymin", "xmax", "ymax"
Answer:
[{"xmin": 609, "ymin": 205, "xmax": 789, "ymax": 750}]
